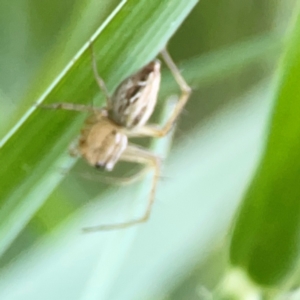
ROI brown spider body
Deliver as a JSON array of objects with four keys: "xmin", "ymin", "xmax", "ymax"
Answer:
[{"xmin": 78, "ymin": 60, "xmax": 161, "ymax": 171}]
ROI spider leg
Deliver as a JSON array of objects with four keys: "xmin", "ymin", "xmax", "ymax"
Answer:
[
  {"xmin": 158, "ymin": 48, "xmax": 191, "ymax": 135},
  {"xmin": 89, "ymin": 43, "xmax": 111, "ymax": 108},
  {"xmin": 72, "ymin": 166, "xmax": 150, "ymax": 186},
  {"xmin": 38, "ymin": 102, "xmax": 95, "ymax": 112},
  {"xmin": 82, "ymin": 144, "xmax": 161, "ymax": 232}
]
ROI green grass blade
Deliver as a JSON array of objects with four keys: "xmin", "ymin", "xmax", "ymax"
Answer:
[{"xmin": 230, "ymin": 7, "xmax": 300, "ymax": 287}]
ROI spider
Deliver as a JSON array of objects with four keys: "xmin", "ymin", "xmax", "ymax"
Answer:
[{"xmin": 42, "ymin": 43, "xmax": 191, "ymax": 231}]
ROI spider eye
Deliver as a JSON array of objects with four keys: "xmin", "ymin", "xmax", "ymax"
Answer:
[
  {"xmin": 95, "ymin": 162, "xmax": 113, "ymax": 171},
  {"xmin": 95, "ymin": 162, "xmax": 104, "ymax": 169}
]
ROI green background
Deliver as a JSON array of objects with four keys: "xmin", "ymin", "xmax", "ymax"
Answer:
[{"xmin": 0, "ymin": 0, "xmax": 298, "ymax": 299}]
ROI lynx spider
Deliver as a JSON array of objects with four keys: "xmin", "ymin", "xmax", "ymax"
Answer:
[{"xmin": 43, "ymin": 44, "xmax": 191, "ymax": 231}]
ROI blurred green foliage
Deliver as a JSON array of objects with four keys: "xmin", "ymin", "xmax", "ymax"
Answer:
[
  {"xmin": 0, "ymin": 0, "xmax": 299, "ymax": 299},
  {"xmin": 230, "ymin": 8, "xmax": 300, "ymax": 289}
]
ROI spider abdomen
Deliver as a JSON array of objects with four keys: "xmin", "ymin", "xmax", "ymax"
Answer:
[{"xmin": 109, "ymin": 60, "xmax": 161, "ymax": 129}]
